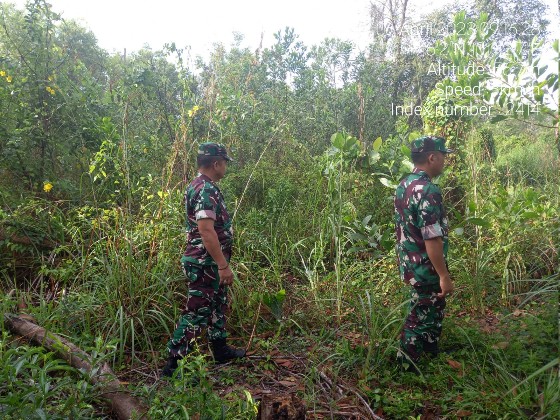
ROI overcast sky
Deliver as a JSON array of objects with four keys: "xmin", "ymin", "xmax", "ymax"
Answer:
[{"xmin": 6, "ymin": 0, "xmax": 560, "ymax": 59}]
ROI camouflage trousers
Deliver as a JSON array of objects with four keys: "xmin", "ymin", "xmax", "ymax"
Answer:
[
  {"xmin": 167, "ymin": 263, "xmax": 228, "ymax": 358},
  {"xmin": 400, "ymin": 283, "xmax": 446, "ymax": 363}
]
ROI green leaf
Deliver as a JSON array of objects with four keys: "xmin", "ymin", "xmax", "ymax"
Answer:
[
  {"xmin": 401, "ymin": 159, "xmax": 414, "ymax": 172},
  {"xmin": 348, "ymin": 246, "xmax": 366, "ymax": 254},
  {"xmin": 520, "ymin": 211, "xmax": 539, "ymax": 220},
  {"xmin": 379, "ymin": 177, "xmax": 397, "ymax": 189},
  {"xmin": 372, "ymin": 136, "xmax": 382, "ymax": 152},
  {"xmin": 276, "ymin": 289, "xmax": 286, "ymax": 303},
  {"xmin": 261, "ymin": 289, "xmax": 286, "ymax": 321},
  {"xmin": 368, "ymin": 150, "xmax": 380, "ymax": 165},
  {"xmin": 537, "ymin": 65, "xmax": 548, "ymax": 77},
  {"xmin": 498, "ymin": 92, "xmax": 506, "ymax": 107},
  {"xmin": 515, "ymin": 41, "xmax": 522, "ymax": 57},
  {"xmin": 331, "ymin": 132, "xmax": 345, "ymax": 150},
  {"xmin": 380, "ymin": 230, "xmax": 394, "ymax": 250},
  {"xmin": 349, "ymin": 232, "xmax": 368, "ymax": 241},
  {"xmin": 534, "ymin": 82, "xmax": 546, "ymax": 102},
  {"xmin": 547, "ymin": 73, "xmax": 558, "ymax": 89},
  {"xmin": 343, "ymin": 135, "xmax": 358, "ymax": 151},
  {"xmin": 401, "ymin": 144, "xmax": 411, "ymax": 158}
]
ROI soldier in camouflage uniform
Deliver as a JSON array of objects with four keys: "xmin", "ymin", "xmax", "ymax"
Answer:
[
  {"xmin": 162, "ymin": 142, "xmax": 245, "ymax": 377},
  {"xmin": 394, "ymin": 136, "xmax": 454, "ymax": 367}
]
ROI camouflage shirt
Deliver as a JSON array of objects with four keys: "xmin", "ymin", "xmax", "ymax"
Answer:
[
  {"xmin": 394, "ymin": 168, "xmax": 448, "ymax": 287},
  {"xmin": 182, "ymin": 173, "xmax": 233, "ymax": 266}
]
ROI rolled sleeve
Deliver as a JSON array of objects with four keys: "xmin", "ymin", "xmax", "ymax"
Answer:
[
  {"xmin": 416, "ymin": 186, "xmax": 443, "ymax": 234},
  {"xmin": 193, "ymin": 184, "xmax": 219, "ymax": 221},
  {"xmin": 421, "ymin": 222, "xmax": 443, "ymax": 239},
  {"xmin": 195, "ymin": 209, "xmax": 216, "ymax": 220}
]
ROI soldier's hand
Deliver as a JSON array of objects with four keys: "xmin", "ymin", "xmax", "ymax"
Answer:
[
  {"xmin": 218, "ymin": 266, "xmax": 234, "ymax": 286},
  {"xmin": 437, "ymin": 274, "xmax": 454, "ymax": 298}
]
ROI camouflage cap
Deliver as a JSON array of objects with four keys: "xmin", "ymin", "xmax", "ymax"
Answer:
[
  {"xmin": 410, "ymin": 136, "xmax": 454, "ymax": 154},
  {"xmin": 198, "ymin": 142, "xmax": 233, "ymax": 161}
]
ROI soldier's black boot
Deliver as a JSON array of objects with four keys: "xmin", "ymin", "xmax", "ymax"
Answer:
[
  {"xmin": 424, "ymin": 342, "xmax": 439, "ymax": 359},
  {"xmin": 210, "ymin": 338, "xmax": 246, "ymax": 363},
  {"xmin": 161, "ymin": 354, "xmax": 181, "ymax": 377}
]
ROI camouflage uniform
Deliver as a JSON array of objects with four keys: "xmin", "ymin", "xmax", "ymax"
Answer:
[
  {"xmin": 168, "ymin": 143, "xmax": 234, "ymax": 358},
  {"xmin": 394, "ymin": 136, "xmax": 452, "ymax": 363}
]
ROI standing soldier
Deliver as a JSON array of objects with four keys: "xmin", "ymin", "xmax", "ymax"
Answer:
[
  {"xmin": 162, "ymin": 142, "xmax": 245, "ymax": 377},
  {"xmin": 394, "ymin": 136, "xmax": 454, "ymax": 369}
]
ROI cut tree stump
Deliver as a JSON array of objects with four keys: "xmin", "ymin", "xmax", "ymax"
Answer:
[
  {"xmin": 258, "ymin": 393, "xmax": 306, "ymax": 420},
  {"xmin": 3, "ymin": 314, "xmax": 149, "ymax": 420}
]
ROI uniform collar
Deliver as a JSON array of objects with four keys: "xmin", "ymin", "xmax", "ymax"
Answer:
[
  {"xmin": 197, "ymin": 172, "xmax": 222, "ymax": 192},
  {"xmin": 412, "ymin": 167, "xmax": 431, "ymax": 180},
  {"xmin": 197, "ymin": 172, "xmax": 214, "ymax": 183}
]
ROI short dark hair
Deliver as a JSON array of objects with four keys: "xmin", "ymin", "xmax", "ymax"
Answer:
[
  {"xmin": 197, "ymin": 155, "xmax": 223, "ymax": 168},
  {"xmin": 411, "ymin": 151, "xmax": 430, "ymax": 165}
]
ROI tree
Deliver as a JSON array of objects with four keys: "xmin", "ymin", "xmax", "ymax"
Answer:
[
  {"xmin": 0, "ymin": 0, "xmax": 108, "ymax": 195},
  {"xmin": 430, "ymin": 11, "xmax": 559, "ymax": 150}
]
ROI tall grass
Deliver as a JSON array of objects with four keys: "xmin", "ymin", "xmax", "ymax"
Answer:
[{"xmin": 358, "ymin": 289, "xmax": 408, "ymax": 375}]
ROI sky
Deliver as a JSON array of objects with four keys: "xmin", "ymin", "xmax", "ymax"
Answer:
[
  {"xmin": 5, "ymin": 0, "xmax": 560, "ymax": 60},
  {"xmin": 9, "ymin": 0, "xmax": 372, "ymax": 57}
]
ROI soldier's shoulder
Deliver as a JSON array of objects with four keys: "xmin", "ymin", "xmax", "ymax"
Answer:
[
  {"xmin": 185, "ymin": 177, "xmax": 211, "ymax": 198},
  {"xmin": 398, "ymin": 172, "xmax": 429, "ymax": 192},
  {"xmin": 190, "ymin": 177, "xmax": 217, "ymax": 192},
  {"xmin": 420, "ymin": 180, "xmax": 441, "ymax": 196},
  {"xmin": 397, "ymin": 173, "xmax": 414, "ymax": 188},
  {"xmin": 201, "ymin": 180, "xmax": 219, "ymax": 195}
]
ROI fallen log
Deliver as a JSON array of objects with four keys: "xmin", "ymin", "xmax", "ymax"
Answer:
[
  {"xmin": 3, "ymin": 314, "xmax": 149, "ymax": 420},
  {"xmin": 0, "ymin": 228, "xmax": 58, "ymax": 249}
]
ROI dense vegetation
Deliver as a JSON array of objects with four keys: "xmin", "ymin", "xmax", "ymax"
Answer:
[{"xmin": 1, "ymin": 0, "xmax": 558, "ymax": 418}]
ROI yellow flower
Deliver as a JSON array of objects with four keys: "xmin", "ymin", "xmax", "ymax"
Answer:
[
  {"xmin": 46, "ymin": 86, "xmax": 55, "ymax": 95},
  {"xmin": 43, "ymin": 182, "xmax": 53, "ymax": 192},
  {"xmin": 188, "ymin": 105, "xmax": 202, "ymax": 118},
  {"xmin": 6, "ymin": 76, "xmax": 12, "ymax": 83},
  {"xmin": 0, "ymin": 71, "xmax": 5, "ymax": 77}
]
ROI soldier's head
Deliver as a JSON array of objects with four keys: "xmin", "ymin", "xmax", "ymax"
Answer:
[
  {"xmin": 410, "ymin": 136, "xmax": 453, "ymax": 177},
  {"xmin": 197, "ymin": 142, "xmax": 233, "ymax": 180}
]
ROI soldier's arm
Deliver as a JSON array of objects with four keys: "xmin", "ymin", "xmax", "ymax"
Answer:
[
  {"xmin": 425, "ymin": 237, "xmax": 453, "ymax": 297},
  {"xmin": 198, "ymin": 218, "xmax": 234, "ymax": 285},
  {"xmin": 417, "ymin": 185, "xmax": 453, "ymax": 297}
]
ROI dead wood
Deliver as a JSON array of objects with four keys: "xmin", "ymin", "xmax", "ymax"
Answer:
[
  {"xmin": 3, "ymin": 314, "xmax": 149, "ymax": 420},
  {"xmin": 0, "ymin": 228, "xmax": 57, "ymax": 249},
  {"xmin": 258, "ymin": 393, "xmax": 306, "ymax": 420}
]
